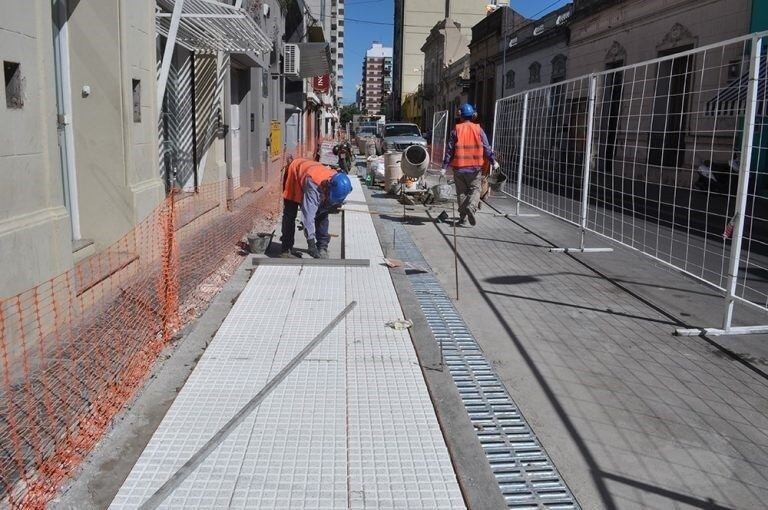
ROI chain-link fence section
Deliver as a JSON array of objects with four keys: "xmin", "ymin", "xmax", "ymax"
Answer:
[{"xmin": 492, "ymin": 32, "xmax": 768, "ymax": 334}]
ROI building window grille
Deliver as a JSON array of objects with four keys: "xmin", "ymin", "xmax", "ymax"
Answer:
[
  {"xmin": 505, "ymin": 69, "xmax": 515, "ymax": 90},
  {"xmin": 132, "ymin": 79, "xmax": 141, "ymax": 122},
  {"xmin": 4, "ymin": 61, "xmax": 23, "ymax": 109},
  {"xmin": 529, "ymin": 62, "xmax": 541, "ymax": 84},
  {"xmin": 551, "ymin": 54, "xmax": 567, "ymax": 83}
]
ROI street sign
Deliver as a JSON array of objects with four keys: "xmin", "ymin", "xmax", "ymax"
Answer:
[{"xmin": 313, "ymin": 74, "xmax": 330, "ymax": 93}]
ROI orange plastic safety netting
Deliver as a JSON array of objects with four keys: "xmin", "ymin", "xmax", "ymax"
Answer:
[{"xmin": 0, "ymin": 137, "xmax": 333, "ymax": 508}]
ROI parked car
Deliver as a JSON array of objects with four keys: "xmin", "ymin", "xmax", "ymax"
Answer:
[{"xmin": 379, "ymin": 123, "xmax": 428, "ymax": 154}]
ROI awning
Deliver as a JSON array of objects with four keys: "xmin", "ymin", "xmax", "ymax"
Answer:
[
  {"xmin": 156, "ymin": 0, "xmax": 272, "ymax": 53},
  {"xmin": 297, "ymin": 42, "xmax": 331, "ymax": 78},
  {"xmin": 706, "ymin": 59, "xmax": 767, "ymax": 117}
]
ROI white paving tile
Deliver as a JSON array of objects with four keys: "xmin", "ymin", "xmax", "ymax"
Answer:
[{"xmin": 111, "ymin": 178, "xmax": 463, "ymax": 509}]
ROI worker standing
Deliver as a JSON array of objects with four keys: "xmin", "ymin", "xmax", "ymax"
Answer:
[
  {"xmin": 281, "ymin": 157, "xmax": 352, "ymax": 258},
  {"xmin": 442, "ymin": 103, "xmax": 497, "ymax": 226}
]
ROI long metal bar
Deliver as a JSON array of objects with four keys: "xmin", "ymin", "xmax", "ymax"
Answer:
[
  {"xmin": 722, "ymin": 36, "xmax": 763, "ymax": 332},
  {"xmin": 578, "ymin": 75, "xmax": 597, "ymax": 250},
  {"xmin": 252, "ymin": 258, "xmax": 370, "ymax": 267},
  {"xmin": 157, "ymin": 0, "xmax": 185, "ymax": 107},
  {"xmin": 138, "ymin": 301, "xmax": 358, "ymax": 510},
  {"xmin": 156, "ymin": 13, "xmax": 241, "ymax": 18},
  {"xmin": 441, "ymin": 110, "xmax": 448, "ymax": 166},
  {"xmin": 515, "ymin": 92, "xmax": 529, "ymax": 216},
  {"xmin": 431, "ymin": 111, "xmax": 437, "ymax": 164}
]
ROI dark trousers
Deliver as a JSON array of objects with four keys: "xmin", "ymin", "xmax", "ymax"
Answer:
[{"xmin": 280, "ymin": 199, "xmax": 330, "ymax": 251}]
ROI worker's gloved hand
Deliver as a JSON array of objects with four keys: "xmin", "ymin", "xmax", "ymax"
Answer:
[
  {"xmin": 492, "ymin": 161, "xmax": 501, "ymax": 172},
  {"xmin": 307, "ymin": 239, "xmax": 320, "ymax": 258},
  {"xmin": 440, "ymin": 166, "xmax": 447, "ymax": 177}
]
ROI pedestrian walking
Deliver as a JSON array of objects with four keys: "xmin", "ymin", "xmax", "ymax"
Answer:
[
  {"xmin": 442, "ymin": 103, "xmax": 498, "ymax": 226},
  {"xmin": 281, "ymin": 157, "xmax": 352, "ymax": 258}
]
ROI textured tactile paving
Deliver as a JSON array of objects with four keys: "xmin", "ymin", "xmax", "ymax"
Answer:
[{"xmin": 110, "ymin": 179, "xmax": 463, "ymax": 509}]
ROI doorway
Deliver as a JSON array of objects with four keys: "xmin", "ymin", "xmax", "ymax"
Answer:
[
  {"xmin": 649, "ymin": 46, "xmax": 694, "ymax": 167},
  {"xmin": 600, "ymin": 60, "xmax": 624, "ymax": 176},
  {"xmin": 230, "ymin": 66, "xmax": 251, "ymax": 188}
]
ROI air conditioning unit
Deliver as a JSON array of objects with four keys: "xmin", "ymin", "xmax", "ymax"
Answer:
[{"xmin": 284, "ymin": 44, "xmax": 300, "ymax": 77}]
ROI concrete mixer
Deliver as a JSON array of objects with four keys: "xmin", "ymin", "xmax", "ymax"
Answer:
[{"xmin": 400, "ymin": 144, "xmax": 430, "ymax": 178}]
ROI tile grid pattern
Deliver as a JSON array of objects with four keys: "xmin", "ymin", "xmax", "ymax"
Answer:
[{"xmin": 109, "ymin": 179, "xmax": 463, "ymax": 509}]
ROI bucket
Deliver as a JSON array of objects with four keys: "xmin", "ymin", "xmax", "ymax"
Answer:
[
  {"xmin": 384, "ymin": 151, "xmax": 403, "ymax": 193},
  {"xmin": 247, "ymin": 231, "xmax": 273, "ymax": 254},
  {"xmin": 365, "ymin": 139, "xmax": 377, "ymax": 157},
  {"xmin": 401, "ymin": 145, "xmax": 430, "ymax": 178}
]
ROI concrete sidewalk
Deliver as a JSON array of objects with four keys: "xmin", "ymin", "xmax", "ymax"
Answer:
[
  {"xmin": 107, "ymin": 178, "xmax": 464, "ymax": 509},
  {"xmin": 378, "ymin": 191, "xmax": 768, "ymax": 509}
]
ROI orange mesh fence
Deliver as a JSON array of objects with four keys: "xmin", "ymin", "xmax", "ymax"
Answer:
[{"xmin": 0, "ymin": 149, "xmax": 302, "ymax": 507}]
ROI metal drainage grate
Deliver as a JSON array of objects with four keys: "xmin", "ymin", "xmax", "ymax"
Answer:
[{"xmin": 383, "ymin": 216, "xmax": 579, "ymax": 510}]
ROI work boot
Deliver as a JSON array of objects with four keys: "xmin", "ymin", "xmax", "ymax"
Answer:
[
  {"xmin": 318, "ymin": 248, "xmax": 329, "ymax": 259},
  {"xmin": 280, "ymin": 250, "xmax": 300, "ymax": 258},
  {"xmin": 466, "ymin": 209, "xmax": 477, "ymax": 226},
  {"xmin": 457, "ymin": 215, "xmax": 467, "ymax": 227}
]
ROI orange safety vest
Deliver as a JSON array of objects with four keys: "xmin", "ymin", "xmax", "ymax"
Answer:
[
  {"xmin": 283, "ymin": 158, "xmax": 336, "ymax": 203},
  {"xmin": 450, "ymin": 121, "xmax": 486, "ymax": 168}
]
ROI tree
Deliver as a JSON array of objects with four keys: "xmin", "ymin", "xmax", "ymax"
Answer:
[{"xmin": 340, "ymin": 104, "xmax": 361, "ymax": 126}]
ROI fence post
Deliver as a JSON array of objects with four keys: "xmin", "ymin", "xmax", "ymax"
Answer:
[
  {"xmin": 441, "ymin": 111, "xmax": 448, "ymax": 167},
  {"xmin": 722, "ymin": 36, "xmax": 762, "ymax": 332},
  {"xmin": 431, "ymin": 111, "xmax": 437, "ymax": 164},
  {"xmin": 578, "ymin": 75, "xmax": 598, "ymax": 250},
  {"xmin": 161, "ymin": 191, "xmax": 179, "ymax": 341},
  {"xmin": 516, "ymin": 93, "xmax": 529, "ymax": 216}
]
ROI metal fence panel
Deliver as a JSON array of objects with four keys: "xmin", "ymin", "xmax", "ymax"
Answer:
[
  {"xmin": 492, "ymin": 93, "xmax": 525, "ymax": 201},
  {"xmin": 520, "ymin": 77, "xmax": 592, "ymax": 225},
  {"xmin": 431, "ymin": 110, "xmax": 448, "ymax": 169},
  {"xmin": 492, "ymin": 32, "xmax": 768, "ymax": 329}
]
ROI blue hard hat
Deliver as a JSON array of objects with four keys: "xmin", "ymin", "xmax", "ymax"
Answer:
[
  {"xmin": 328, "ymin": 172, "xmax": 352, "ymax": 205},
  {"xmin": 459, "ymin": 103, "xmax": 476, "ymax": 119}
]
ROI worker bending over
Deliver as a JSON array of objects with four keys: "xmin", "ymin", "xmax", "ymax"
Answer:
[
  {"xmin": 442, "ymin": 103, "xmax": 497, "ymax": 226},
  {"xmin": 281, "ymin": 157, "xmax": 352, "ymax": 259}
]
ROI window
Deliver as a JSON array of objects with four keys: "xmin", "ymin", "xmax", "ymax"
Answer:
[
  {"xmin": 384, "ymin": 124, "xmax": 421, "ymax": 137},
  {"xmin": 529, "ymin": 62, "xmax": 541, "ymax": 84},
  {"xmin": 4, "ymin": 61, "xmax": 22, "ymax": 109},
  {"xmin": 551, "ymin": 54, "xmax": 567, "ymax": 83},
  {"xmin": 728, "ymin": 59, "xmax": 742, "ymax": 80},
  {"xmin": 132, "ymin": 79, "xmax": 141, "ymax": 122},
  {"xmin": 505, "ymin": 70, "xmax": 515, "ymax": 90}
]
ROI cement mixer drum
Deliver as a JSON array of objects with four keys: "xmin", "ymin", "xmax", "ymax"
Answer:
[{"xmin": 401, "ymin": 145, "xmax": 430, "ymax": 178}]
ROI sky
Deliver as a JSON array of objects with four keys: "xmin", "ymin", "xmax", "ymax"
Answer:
[{"xmin": 341, "ymin": 0, "xmax": 573, "ymax": 104}]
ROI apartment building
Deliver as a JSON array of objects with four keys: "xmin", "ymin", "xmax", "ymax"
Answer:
[
  {"xmin": 332, "ymin": 0, "xmax": 345, "ymax": 105},
  {"xmin": 392, "ymin": 0, "xmax": 489, "ymax": 119},
  {"xmin": 362, "ymin": 42, "xmax": 393, "ymax": 115},
  {"xmin": 303, "ymin": 0, "xmax": 342, "ymax": 135}
]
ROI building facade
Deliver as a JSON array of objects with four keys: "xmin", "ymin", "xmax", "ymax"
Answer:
[
  {"xmin": 421, "ymin": 18, "xmax": 470, "ymax": 130},
  {"xmin": 393, "ymin": 0, "xmax": 489, "ymax": 119},
  {"xmin": 362, "ymin": 42, "xmax": 393, "ymax": 115},
  {"xmin": 303, "ymin": 0, "xmax": 342, "ymax": 136},
  {"xmin": 468, "ymin": 7, "xmax": 526, "ymax": 135},
  {"xmin": 0, "ymin": 0, "xmax": 299, "ymax": 298},
  {"xmin": 566, "ymin": 0, "xmax": 752, "ymax": 184},
  {"xmin": 0, "ymin": 0, "xmax": 165, "ymax": 298},
  {"xmin": 495, "ymin": 4, "xmax": 572, "ymax": 100}
]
